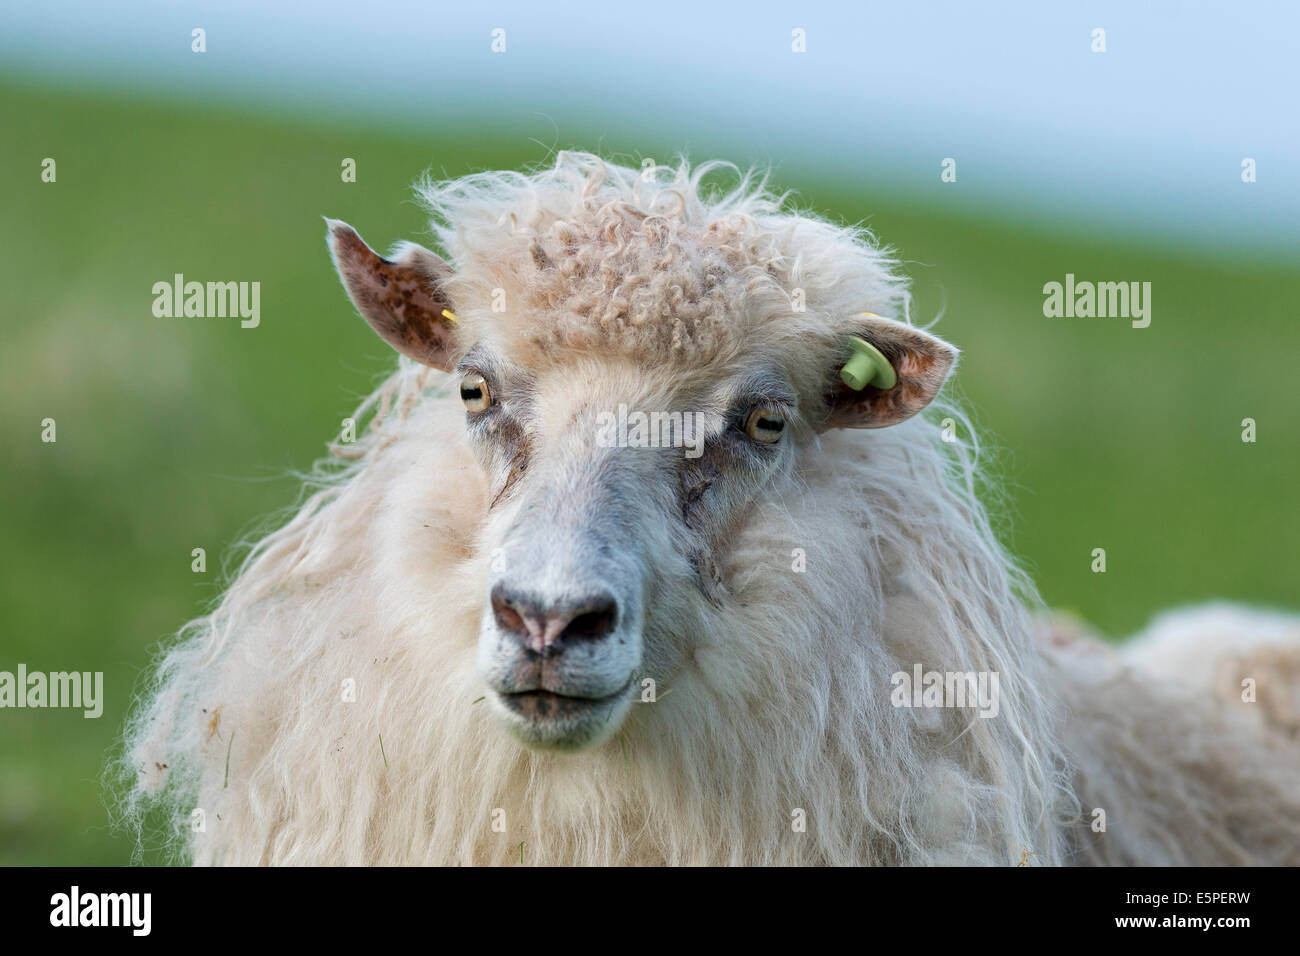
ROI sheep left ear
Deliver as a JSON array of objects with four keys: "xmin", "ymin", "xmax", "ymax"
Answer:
[
  {"xmin": 824, "ymin": 315, "xmax": 958, "ymax": 429},
  {"xmin": 326, "ymin": 219, "xmax": 459, "ymax": 371}
]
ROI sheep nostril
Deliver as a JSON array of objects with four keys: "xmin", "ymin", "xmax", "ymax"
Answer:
[
  {"xmin": 559, "ymin": 601, "xmax": 618, "ymax": 643},
  {"xmin": 491, "ymin": 589, "xmax": 527, "ymax": 636},
  {"xmin": 489, "ymin": 583, "xmax": 619, "ymax": 651}
]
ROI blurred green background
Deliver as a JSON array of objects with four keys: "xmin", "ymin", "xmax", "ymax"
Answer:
[{"xmin": 2, "ymin": 69, "xmax": 1297, "ymax": 865}]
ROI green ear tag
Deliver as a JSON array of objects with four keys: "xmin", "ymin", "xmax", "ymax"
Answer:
[{"xmin": 840, "ymin": 336, "xmax": 897, "ymax": 391}]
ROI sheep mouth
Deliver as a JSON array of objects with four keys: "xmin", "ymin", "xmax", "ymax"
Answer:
[
  {"xmin": 498, "ymin": 678, "xmax": 633, "ymax": 719},
  {"xmin": 502, "ymin": 690, "xmax": 605, "ymax": 718},
  {"xmin": 493, "ymin": 677, "xmax": 635, "ymax": 750}
]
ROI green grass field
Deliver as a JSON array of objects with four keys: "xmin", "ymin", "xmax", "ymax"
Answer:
[{"xmin": 2, "ymin": 78, "xmax": 1296, "ymax": 865}]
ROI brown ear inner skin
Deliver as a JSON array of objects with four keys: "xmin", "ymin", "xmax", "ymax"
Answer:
[
  {"xmin": 332, "ymin": 225, "xmax": 456, "ymax": 371},
  {"xmin": 824, "ymin": 331, "xmax": 955, "ymax": 430}
]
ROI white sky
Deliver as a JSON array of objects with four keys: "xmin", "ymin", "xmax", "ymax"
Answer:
[{"xmin": 4, "ymin": 0, "xmax": 1297, "ymax": 257}]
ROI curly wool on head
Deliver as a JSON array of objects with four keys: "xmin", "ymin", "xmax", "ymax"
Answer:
[{"xmin": 422, "ymin": 153, "xmax": 911, "ymax": 385}]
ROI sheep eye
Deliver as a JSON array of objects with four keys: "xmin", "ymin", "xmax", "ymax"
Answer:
[
  {"xmin": 460, "ymin": 372, "xmax": 492, "ymax": 412},
  {"xmin": 744, "ymin": 407, "xmax": 785, "ymax": 443}
]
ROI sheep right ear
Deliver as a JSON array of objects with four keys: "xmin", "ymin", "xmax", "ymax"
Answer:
[
  {"xmin": 326, "ymin": 219, "xmax": 459, "ymax": 371},
  {"xmin": 824, "ymin": 315, "xmax": 958, "ymax": 429}
]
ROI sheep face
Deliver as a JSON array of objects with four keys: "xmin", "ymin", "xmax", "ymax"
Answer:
[
  {"xmin": 327, "ymin": 218, "xmax": 956, "ymax": 752},
  {"xmin": 460, "ymin": 344, "xmax": 802, "ymax": 750}
]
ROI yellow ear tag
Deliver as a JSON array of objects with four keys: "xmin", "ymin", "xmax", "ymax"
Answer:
[
  {"xmin": 841, "ymin": 336, "xmax": 897, "ymax": 391},
  {"xmin": 842, "ymin": 312, "xmax": 894, "ymax": 390},
  {"xmin": 440, "ymin": 309, "xmax": 458, "ymax": 324},
  {"xmin": 840, "ymin": 312, "xmax": 897, "ymax": 391}
]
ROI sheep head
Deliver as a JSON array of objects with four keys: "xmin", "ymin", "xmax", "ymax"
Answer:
[{"xmin": 328, "ymin": 215, "xmax": 957, "ymax": 752}]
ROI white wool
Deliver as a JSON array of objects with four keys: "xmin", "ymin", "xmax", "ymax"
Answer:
[{"xmin": 1123, "ymin": 602, "xmax": 1300, "ymax": 739}]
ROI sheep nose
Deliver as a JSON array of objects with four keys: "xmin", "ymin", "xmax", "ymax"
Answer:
[{"xmin": 490, "ymin": 583, "xmax": 620, "ymax": 655}]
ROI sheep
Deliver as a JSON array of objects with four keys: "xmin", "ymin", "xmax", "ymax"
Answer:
[{"xmin": 117, "ymin": 152, "xmax": 1300, "ymax": 865}]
